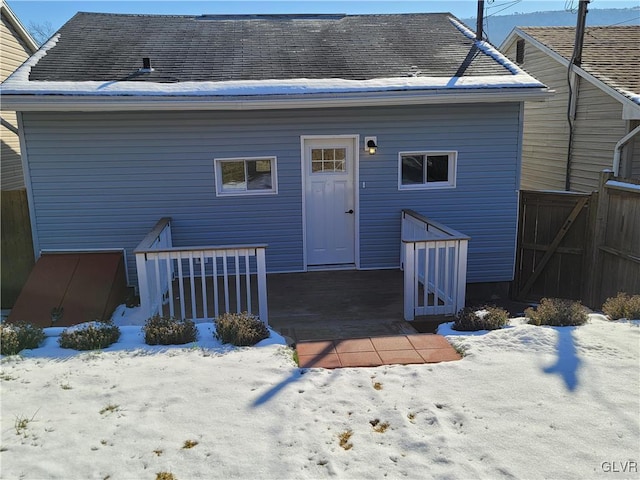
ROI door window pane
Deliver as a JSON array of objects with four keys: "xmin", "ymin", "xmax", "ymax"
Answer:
[{"xmin": 311, "ymin": 148, "xmax": 347, "ymax": 173}]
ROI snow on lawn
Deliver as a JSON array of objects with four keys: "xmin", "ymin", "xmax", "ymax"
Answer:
[{"xmin": 1, "ymin": 314, "xmax": 638, "ymax": 479}]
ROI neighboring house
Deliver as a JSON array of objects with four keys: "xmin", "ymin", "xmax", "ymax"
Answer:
[
  {"xmin": 501, "ymin": 26, "xmax": 640, "ymax": 192},
  {"xmin": 1, "ymin": 0, "xmax": 37, "ymax": 189},
  {"xmin": 1, "ymin": 13, "xmax": 550, "ymax": 320}
]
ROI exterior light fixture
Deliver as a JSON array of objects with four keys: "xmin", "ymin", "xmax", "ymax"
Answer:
[{"xmin": 365, "ymin": 136, "xmax": 378, "ymax": 155}]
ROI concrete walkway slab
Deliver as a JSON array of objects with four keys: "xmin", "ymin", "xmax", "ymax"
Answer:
[{"xmin": 296, "ymin": 333, "xmax": 461, "ymax": 369}]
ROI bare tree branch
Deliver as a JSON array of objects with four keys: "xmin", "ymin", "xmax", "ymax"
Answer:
[{"xmin": 28, "ymin": 21, "xmax": 55, "ymax": 46}]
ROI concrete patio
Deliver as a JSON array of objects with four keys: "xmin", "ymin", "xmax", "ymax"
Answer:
[
  {"xmin": 266, "ymin": 269, "xmax": 529, "ymax": 344},
  {"xmin": 268, "ymin": 269, "xmax": 421, "ymax": 342}
]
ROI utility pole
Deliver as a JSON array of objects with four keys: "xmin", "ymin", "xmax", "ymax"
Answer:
[
  {"xmin": 476, "ymin": 0, "xmax": 485, "ymax": 40},
  {"xmin": 572, "ymin": 0, "xmax": 590, "ymax": 66},
  {"xmin": 565, "ymin": 0, "xmax": 590, "ymax": 191}
]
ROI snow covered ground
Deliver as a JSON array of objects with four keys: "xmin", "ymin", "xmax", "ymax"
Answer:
[{"xmin": 1, "ymin": 313, "xmax": 638, "ymax": 479}]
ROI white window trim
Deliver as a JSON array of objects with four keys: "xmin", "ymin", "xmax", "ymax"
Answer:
[
  {"xmin": 214, "ymin": 156, "xmax": 278, "ymax": 197},
  {"xmin": 398, "ymin": 150, "xmax": 457, "ymax": 190}
]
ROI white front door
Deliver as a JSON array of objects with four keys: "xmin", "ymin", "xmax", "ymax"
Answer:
[{"xmin": 304, "ymin": 137, "xmax": 356, "ymax": 267}]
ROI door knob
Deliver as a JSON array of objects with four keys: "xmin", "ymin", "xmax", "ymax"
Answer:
[{"xmin": 345, "ymin": 209, "xmax": 354, "ymax": 214}]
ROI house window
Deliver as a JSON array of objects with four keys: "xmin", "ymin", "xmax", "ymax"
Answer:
[
  {"xmin": 398, "ymin": 151, "xmax": 457, "ymax": 190},
  {"xmin": 311, "ymin": 148, "xmax": 346, "ymax": 173},
  {"xmin": 214, "ymin": 157, "xmax": 277, "ymax": 196}
]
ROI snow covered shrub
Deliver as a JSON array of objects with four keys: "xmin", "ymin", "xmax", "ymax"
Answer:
[
  {"xmin": 59, "ymin": 321, "xmax": 121, "ymax": 350},
  {"xmin": 214, "ymin": 312, "xmax": 269, "ymax": 346},
  {"xmin": 602, "ymin": 293, "xmax": 640, "ymax": 320},
  {"xmin": 452, "ymin": 306, "xmax": 509, "ymax": 331},
  {"xmin": 525, "ymin": 298, "xmax": 588, "ymax": 327},
  {"xmin": 143, "ymin": 315, "xmax": 197, "ymax": 345},
  {"xmin": 0, "ymin": 322, "xmax": 45, "ymax": 355}
]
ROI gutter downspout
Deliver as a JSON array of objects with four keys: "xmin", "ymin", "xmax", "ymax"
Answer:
[{"xmin": 613, "ymin": 124, "xmax": 640, "ymax": 177}]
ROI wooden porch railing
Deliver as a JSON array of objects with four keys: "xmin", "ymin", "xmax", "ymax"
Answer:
[
  {"xmin": 134, "ymin": 218, "xmax": 268, "ymax": 325},
  {"xmin": 401, "ymin": 210, "xmax": 470, "ymax": 320}
]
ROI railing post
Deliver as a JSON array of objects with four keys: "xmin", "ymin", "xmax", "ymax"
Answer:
[
  {"xmin": 256, "ymin": 247, "xmax": 269, "ymax": 326},
  {"xmin": 455, "ymin": 239, "xmax": 468, "ymax": 313},
  {"xmin": 135, "ymin": 251, "xmax": 153, "ymax": 319},
  {"xmin": 403, "ymin": 241, "xmax": 415, "ymax": 321}
]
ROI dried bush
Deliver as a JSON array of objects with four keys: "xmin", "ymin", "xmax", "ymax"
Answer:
[
  {"xmin": 525, "ymin": 298, "xmax": 588, "ymax": 327},
  {"xmin": 143, "ymin": 315, "xmax": 197, "ymax": 345},
  {"xmin": 602, "ymin": 292, "xmax": 640, "ymax": 320},
  {"xmin": 214, "ymin": 312, "xmax": 269, "ymax": 346},
  {"xmin": 59, "ymin": 321, "xmax": 121, "ymax": 350},
  {"xmin": 452, "ymin": 306, "xmax": 509, "ymax": 331},
  {"xmin": 0, "ymin": 322, "xmax": 45, "ymax": 355}
]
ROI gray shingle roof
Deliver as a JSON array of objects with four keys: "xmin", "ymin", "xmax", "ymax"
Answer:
[
  {"xmin": 29, "ymin": 12, "xmax": 513, "ymax": 82},
  {"xmin": 520, "ymin": 26, "xmax": 640, "ymax": 98}
]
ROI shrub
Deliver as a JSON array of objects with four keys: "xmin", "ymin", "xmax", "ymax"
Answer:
[
  {"xmin": 525, "ymin": 298, "xmax": 588, "ymax": 327},
  {"xmin": 143, "ymin": 315, "xmax": 197, "ymax": 345},
  {"xmin": 602, "ymin": 292, "xmax": 640, "ymax": 320},
  {"xmin": 452, "ymin": 305, "xmax": 509, "ymax": 331},
  {"xmin": 59, "ymin": 321, "xmax": 121, "ymax": 350},
  {"xmin": 214, "ymin": 312, "xmax": 269, "ymax": 346},
  {"xmin": 0, "ymin": 322, "xmax": 45, "ymax": 355}
]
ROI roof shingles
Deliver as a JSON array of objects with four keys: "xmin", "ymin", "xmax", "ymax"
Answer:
[
  {"xmin": 29, "ymin": 12, "xmax": 513, "ymax": 82},
  {"xmin": 520, "ymin": 26, "xmax": 640, "ymax": 100}
]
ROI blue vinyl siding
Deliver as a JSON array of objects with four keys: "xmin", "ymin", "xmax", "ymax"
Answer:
[{"xmin": 21, "ymin": 102, "xmax": 522, "ymax": 285}]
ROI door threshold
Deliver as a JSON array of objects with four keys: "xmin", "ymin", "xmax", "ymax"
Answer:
[{"xmin": 307, "ymin": 264, "xmax": 356, "ymax": 272}]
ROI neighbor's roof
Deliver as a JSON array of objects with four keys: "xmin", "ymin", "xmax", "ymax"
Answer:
[
  {"xmin": 517, "ymin": 26, "xmax": 640, "ymax": 104},
  {"xmin": 0, "ymin": 12, "xmax": 548, "ymax": 110}
]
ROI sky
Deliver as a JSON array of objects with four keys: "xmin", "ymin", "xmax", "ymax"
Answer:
[
  {"xmin": 1, "ymin": 311, "xmax": 638, "ymax": 478},
  {"xmin": 7, "ymin": 0, "xmax": 640, "ymax": 38}
]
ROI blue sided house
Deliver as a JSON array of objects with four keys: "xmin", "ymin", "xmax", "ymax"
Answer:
[{"xmin": 1, "ymin": 12, "xmax": 549, "ymax": 326}]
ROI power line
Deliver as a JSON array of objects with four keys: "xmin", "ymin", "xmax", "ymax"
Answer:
[
  {"xmin": 601, "ymin": 16, "xmax": 640, "ymax": 26},
  {"xmin": 485, "ymin": 0, "xmax": 523, "ymax": 18}
]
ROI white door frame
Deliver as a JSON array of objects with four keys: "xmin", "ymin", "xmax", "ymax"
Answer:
[{"xmin": 300, "ymin": 135, "xmax": 360, "ymax": 271}]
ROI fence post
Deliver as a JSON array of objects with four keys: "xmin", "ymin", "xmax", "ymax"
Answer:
[
  {"xmin": 403, "ymin": 242, "xmax": 415, "ymax": 321},
  {"xmin": 588, "ymin": 170, "xmax": 614, "ymax": 307}
]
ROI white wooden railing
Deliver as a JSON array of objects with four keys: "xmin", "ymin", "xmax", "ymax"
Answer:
[
  {"xmin": 401, "ymin": 210, "xmax": 470, "ymax": 320},
  {"xmin": 134, "ymin": 218, "xmax": 268, "ymax": 325}
]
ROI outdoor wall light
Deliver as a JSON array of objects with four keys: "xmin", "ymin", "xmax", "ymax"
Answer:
[{"xmin": 365, "ymin": 136, "xmax": 378, "ymax": 155}]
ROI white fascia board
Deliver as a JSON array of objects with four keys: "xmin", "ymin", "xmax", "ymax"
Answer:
[
  {"xmin": 1, "ymin": 88, "xmax": 552, "ymax": 112},
  {"xmin": 513, "ymin": 28, "xmax": 640, "ymax": 117}
]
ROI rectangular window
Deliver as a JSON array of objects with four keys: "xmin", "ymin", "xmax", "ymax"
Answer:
[
  {"xmin": 398, "ymin": 151, "xmax": 457, "ymax": 190},
  {"xmin": 215, "ymin": 157, "xmax": 278, "ymax": 196}
]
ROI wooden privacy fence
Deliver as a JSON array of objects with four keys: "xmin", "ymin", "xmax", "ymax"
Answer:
[
  {"xmin": 513, "ymin": 171, "xmax": 640, "ymax": 308},
  {"xmin": 1, "ymin": 189, "xmax": 35, "ymax": 308}
]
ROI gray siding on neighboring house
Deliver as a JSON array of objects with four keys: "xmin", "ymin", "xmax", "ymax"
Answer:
[
  {"xmin": 504, "ymin": 38, "xmax": 569, "ymax": 191},
  {"xmin": 1, "ymin": 10, "xmax": 33, "ymax": 190},
  {"xmin": 570, "ymin": 79, "xmax": 628, "ymax": 192},
  {"xmin": 20, "ymin": 103, "xmax": 523, "ymax": 286}
]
